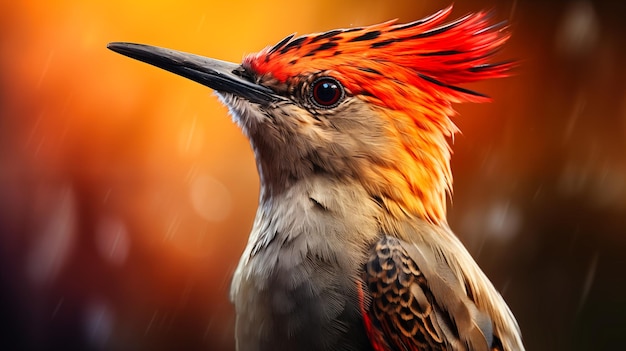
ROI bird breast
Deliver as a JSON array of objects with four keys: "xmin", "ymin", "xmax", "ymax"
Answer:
[{"xmin": 230, "ymin": 176, "xmax": 381, "ymax": 350}]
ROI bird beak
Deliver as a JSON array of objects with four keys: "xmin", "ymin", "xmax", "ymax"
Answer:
[{"xmin": 107, "ymin": 42, "xmax": 278, "ymax": 105}]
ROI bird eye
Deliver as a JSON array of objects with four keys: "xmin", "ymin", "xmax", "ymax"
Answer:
[{"xmin": 310, "ymin": 77, "xmax": 344, "ymax": 108}]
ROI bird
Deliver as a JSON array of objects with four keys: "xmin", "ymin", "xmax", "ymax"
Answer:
[{"xmin": 108, "ymin": 5, "xmax": 524, "ymax": 351}]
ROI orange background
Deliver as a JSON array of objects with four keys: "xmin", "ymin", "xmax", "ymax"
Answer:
[{"xmin": 1, "ymin": 0, "xmax": 625, "ymax": 350}]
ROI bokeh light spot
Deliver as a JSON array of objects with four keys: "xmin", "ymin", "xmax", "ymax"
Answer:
[
  {"xmin": 189, "ymin": 174, "xmax": 232, "ymax": 222},
  {"xmin": 485, "ymin": 200, "xmax": 522, "ymax": 241},
  {"xmin": 556, "ymin": 0, "xmax": 599, "ymax": 57}
]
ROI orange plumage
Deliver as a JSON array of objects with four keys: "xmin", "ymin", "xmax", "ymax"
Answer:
[
  {"xmin": 244, "ymin": 6, "xmax": 512, "ymax": 223},
  {"xmin": 108, "ymin": 7, "xmax": 522, "ymax": 350}
]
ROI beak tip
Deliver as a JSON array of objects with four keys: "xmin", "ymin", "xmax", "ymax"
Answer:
[
  {"xmin": 107, "ymin": 42, "xmax": 137, "ymax": 56},
  {"xmin": 107, "ymin": 42, "xmax": 126, "ymax": 57}
]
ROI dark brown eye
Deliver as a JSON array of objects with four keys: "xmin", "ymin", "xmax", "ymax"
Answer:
[{"xmin": 310, "ymin": 77, "xmax": 344, "ymax": 108}]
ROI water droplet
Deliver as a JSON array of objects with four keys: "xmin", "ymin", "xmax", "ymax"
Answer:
[
  {"xmin": 197, "ymin": 13, "xmax": 207, "ymax": 32},
  {"xmin": 577, "ymin": 252, "xmax": 598, "ymax": 313},
  {"xmin": 36, "ymin": 50, "xmax": 54, "ymax": 90},
  {"xmin": 51, "ymin": 297, "xmax": 64, "ymax": 320},
  {"xmin": 95, "ymin": 216, "xmax": 130, "ymax": 266},
  {"xmin": 164, "ymin": 214, "xmax": 181, "ymax": 241},
  {"xmin": 145, "ymin": 310, "xmax": 159, "ymax": 336},
  {"xmin": 589, "ymin": 164, "xmax": 626, "ymax": 208},
  {"xmin": 26, "ymin": 185, "xmax": 76, "ymax": 285},
  {"xmin": 84, "ymin": 300, "xmax": 113, "ymax": 347},
  {"xmin": 563, "ymin": 93, "xmax": 586, "ymax": 143},
  {"xmin": 178, "ymin": 114, "xmax": 204, "ymax": 156}
]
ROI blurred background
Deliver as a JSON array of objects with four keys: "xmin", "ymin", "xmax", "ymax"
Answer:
[{"xmin": 1, "ymin": 0, "xmax": 625, "ymax": 350}]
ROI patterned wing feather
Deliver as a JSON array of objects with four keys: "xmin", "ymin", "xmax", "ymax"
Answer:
[{"xmin": 362, "ymin": 235, "xmax": 499, "ymax": 351}]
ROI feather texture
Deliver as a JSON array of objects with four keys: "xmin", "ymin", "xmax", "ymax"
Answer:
[
  {"xmin": 242, "ymin": 6, "xmax": 512, "ymax": 223},
  {"xmin": 108, "ymin": 6, "xmax": 523, "ymax": 351},
  {"xmin": 364, "ymin": 235, "xmax": 497, "ymax": 351},
  {"xmin": 244, "ymin": 5, "xmax": 512, "ymax": 104}
]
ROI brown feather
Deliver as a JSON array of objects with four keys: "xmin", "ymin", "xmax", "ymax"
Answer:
[{"xmin": 364, "ymin": 235, "xmax": 496, "ymax": 351}]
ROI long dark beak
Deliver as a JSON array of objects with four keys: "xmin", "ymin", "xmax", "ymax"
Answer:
[{"xmin": 107, "ymin": 42, "xmax": 278, "ymax": 105}]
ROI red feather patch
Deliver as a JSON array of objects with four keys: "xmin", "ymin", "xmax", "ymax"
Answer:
[
  {"xmin": 242, "ymin": 6, "xmax": 513, "ymax": 224},
  {"xmin": 243, "ymin": 5, "xmax": 512, "ymax": 105}
]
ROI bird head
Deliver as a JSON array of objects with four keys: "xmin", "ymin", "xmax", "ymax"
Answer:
[{"xmin": 108, "ymin": 6, "xmax": 511, "ymax": 225}]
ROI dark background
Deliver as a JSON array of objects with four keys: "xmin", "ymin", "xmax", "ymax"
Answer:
[{"xmin": 1, "ymin": 0, "xmax": 625, "ymax": 350}]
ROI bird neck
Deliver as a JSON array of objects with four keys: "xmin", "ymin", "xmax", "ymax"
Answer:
[
  {"xmin": 242, "ymin": 100, "xmax": 455, "ymax": 226},
  {"xmin": 362, "ymin": 106, "xmax": 454, "ymax": 225}
]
